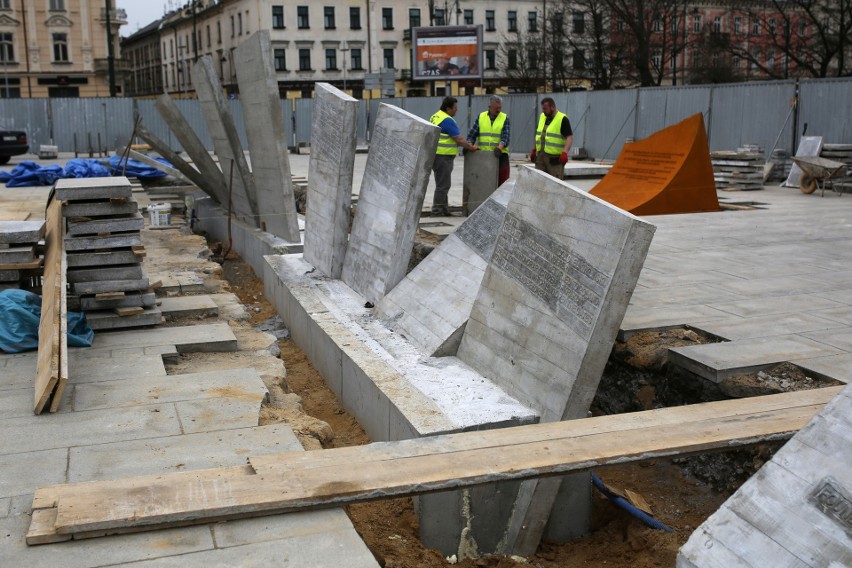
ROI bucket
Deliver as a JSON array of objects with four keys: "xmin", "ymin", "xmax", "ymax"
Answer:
[{"xmin": 149, "ymin": 203, "xmax": 171, "ymax": 227}]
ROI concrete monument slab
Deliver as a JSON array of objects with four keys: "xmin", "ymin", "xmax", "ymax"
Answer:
[
  {"xmin": 191, "ymin": 56, "xmax": 259, "ymax": 223},
  {"xmin": 303, "ymin": 82, "xmax": 358, "ymax": 278},
  {"xmin": 54, "ymin": 177, "xmax": 132, "ymax": 201},
  {"xmin": 590, "ymin": 114, "xmax": 719, "ymax": 215},
  {"xmin": 341, "ymin": 103, "xmax": 439, "ymax": 303},
  {"xmin": 462, "ymin": 150, "xmax": 499, "ymax": 215},
  {"xmin": 0, "ymin": 221, "xmax": 44, "ymax": 244},
  {"xmin": 784, "ymin": 136, "xmax": 824, "ymax": 188},
  {"xmin": 457, "ymin": 165, "xmax": 656, "ymax": 554},
  {"xmin": 235, "ymin": 31, "xmax": 301, "ymax": 243},
  {"xmin": 62, "ymin": 200, "xmax": 138, "ymax": 218},
  {"xmin": 376, "ymin": 184, "xmax": 514, "ymax": 356}
]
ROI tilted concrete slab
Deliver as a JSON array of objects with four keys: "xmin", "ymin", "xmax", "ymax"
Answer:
[
  {"xmin": 462, "ymin": 150, "xmax": 499, "ymax": 215},
  {"xmin": 154, "ymin": 94, "xmax": 231, "ymax": 206},
  {"xmin": 235, "ymin": 31, "xmax": 301, "ymax": 243},
  {"xmin": 678, "ymin": 384, "xmax": 852, "ymax": 567},
  {"xmin": 134, "ymin": 124, "xmax": 211, "ymax": 192},
  {"xmin": 0, "ymin": 220, "xmax": 44, "ymax": 244},
  {"xmin": 54, "ymin": 177, "xmax": 132, "ymax": 201},
  {"xmin": 376, "ymin": 184, "xmax": 513, "ymax": 356},
  {"xmin": 117, "ymin": 146, "xmax": 190, "ymax": 183},
  {"xmin": 341, "ymin": 103, "xmax": 440, "ymax": 304},
  {"xmin": 192, "ymin": 56, "xmax": 259, "ymax": 224},
  {"xmin": 303, "ymin": 82, "xmax": 358, "ymax": 278}
]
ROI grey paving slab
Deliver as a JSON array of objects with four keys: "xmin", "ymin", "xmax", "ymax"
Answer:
[
  {"xmin": 0, "ymin": 220, "xmax": 44, "ymax": 244},
  {"xmin": 66, "ymin": 264, "xmax": 144, "ymax": 283},
  {"xmin": 802, "ymin": 327, "xmax": 852, "ymax": 352},
  {"xmin": 0, "ymin": 387, "xmax": 34, "ymax": 418},
  {"xmin": 72, "ymin": 367, "xmax": 265, "ymax": 411},
  {"xmin": 61, "ymin": 199, "xmax": 139, "ymax": 218},
  {"xmin": 86, "ymin": 322, "xmax": 236, "ymax": 352},
  {"xmin": 795, "ymin": 353, "xmax": 852, "ymax": 383},
  {"xmin": 708, "ymin": 293, "xmax": 848, "ymax": 318},
  {"xmin": 175, "ymin": 397, "xmax": 263, "ymax": 433},
  {"xmin": 67, "ymin": 347, "xmax": 168, "ymax": 383},
  {"xmin": 158, "ymin": 294, "xmax": 219, "ymax": 320},
  {"xmin": 629, "ymin": 283, "xmax": 745, "ymax": 308},
  {"xmin": 66, "ymin": 213, "xmax": 144, "ymax": 236},
  {"xmin": 0, "ymin": 449, "xmax": 67, "ymax": 499},
  {"xmin": 64, "ymin": 233, "xmax": 142, "ymax": 251},
  {"xmin": 619, "ymin": 304, "xmax": 736, "ymax": 339},
  {"xmin": 0, "ymin": 353, "xmax": 36, "ymax": 390},
  {"xmin": 668, "ymin": 335, "xmax": 846, "ymax": 382},
  {"xmin": 0, "ymin": 245, "xmax": 34, "ymax": 264},
  {"xmin": 0, "ymin": 403, "xmax": 183, "ymax": 454},
  {"xmin": 54, "ymin": 177, "xmax": 133, "ymax": 201},
  {"xmin": 691, "ymin": 312, "xmax": 845, "ymax": 341},
  {"xmin": 85, "ymin": 307, "xmax": 163, "ymax": 330},
  {"xmin": 70, "ymin": 277, "xmax": 150, "ymax": 295},
  {"xmin": 66, "ymin": 249, "xmax": 142, "ymax": 268},
  {"xmin": 68, "ymin": 424, "xmax": 298, "ymax": 482}
]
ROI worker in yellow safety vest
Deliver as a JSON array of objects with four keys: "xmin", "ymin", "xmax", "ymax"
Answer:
[
  {"xmin": 467, "ymin": 94, "xmax": 511, "ymax": 189},
  {"xmin": 429, "ymin": 96, "xmax": 478, "ymax": 216},
  {"xmin": 529, "ymin": 97, "xmax": 573, "ymax": 180}
]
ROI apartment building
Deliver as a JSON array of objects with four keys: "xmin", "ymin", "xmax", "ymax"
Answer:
[{"xmin": 0, "ymin": 0, "xmax": 126, "ymax": 98}]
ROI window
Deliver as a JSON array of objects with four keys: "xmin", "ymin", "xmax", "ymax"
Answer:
[
  {"xmin": 245, "ymin": 10, "xmax": 250, "ymax": 33},
  {"xmin": 272, "ymin": 6, "xmax": 284, "ymax": 29},
  {"xmin": 434, "ymin": 9, "xmax": 445, "ymax": 26},
  {"xmin": 324, "ymin": 6, "xmax": 335, "ymax": 29},
  {"xmin": 572, "ymin": 12, "xmax": 584, "ymax": 34},
  {"xmin": 508, "ymin": 11, "xmax": 517, "ymax": 32},
  {"xmin": 507, "ymin": 49, "xmax": 517, "ymax": 70},
  {"xmin": 485, "ymin": 49, "xmax": 495, "ymax": 70},
  {"xmin": 325, "ymin": 48, "xmax": 337, "ymax": 69},
  {"xmin": 49, "ymin": 0, "xmax": 64, "ymax": 10},
  {"xmin": 0, "ymin": 33, "xmax": 13, "ymax": 62},
  {"xmin": 297, "ymin": 6, "xmax": 309, "ymax": 29},
  {"xmin": 237, "ymin": 12, "xmax": 242, "ymax": 35},
  {"xmin": 382, "ymin": 7, "xmax": 393, "ymax": 29},
  {"xmin": 768, "ymin": 18, "xmax": 776, "ymax": 35},
  {"xmin": 299, "ymin": 48, "xmax": 311, "ymax": 70},
  {"xmin": 274, "ymin": 48, "xmax": 286, "ymax": 71},
  {"xmin": 217, "ymin": 21, "xmax": 221, "ymax": 43},
  {"xmin": 230, "ymin": 15, "xmax": 234, "ymax": 37},
  {"xmin": 383, "ymin": 48, "xmax": 394, "ymax": 69},
  {"xmin": 350, "ymin": 7, "xmax": 361, "ymax": 29},
  {"xmin": 734, "ymin": 16, "xmax": 741, "ymax": 34},
  {"xmin": 53, "ymin": 33, "xmax": 69, "ymax": 61},
  {"xmin": 652, "ymin": 49, "xmax": 661, "ymax": 69},
  {"xmin": 799, "ymin": 19, "xmax": 807, "ymax": 36},
  {"xmin": 652, "ymin": 16, "xmax": 661, "ymax": 32},
  {"xmin": 351, "ymin": 48, "xmax": 362, "ymax": 69},
  {"xmin": 751, "ymin": 50, "xmax": 760, "ymax": 69},
  {"xmin": 528, "ymin": 12, "xmax": 537, "ymax": 32},
  {"xmin": 572, "ymin": 49, "xmax": 585, "ymax": 70},
  {"xmin": 617, "ymin": 17, "xmax": 624, "ymax": 32},
  {"xmin": 767, "ymin": 50, "xmax": 775, "ymax": 70},
  {"xmin": 464, "ymin": 10, "xmax": 473, "ymax": 25},
  {"xmin": 528, "ymin": 48, "xmax": 537, "ymax": 69},
  {"xmin": 485, "ymin": 10, "xmax": 495, "ymax": 31},
  {"xmin": 554, "ymin": 11, "xmax": 564, "ymax": 31},
  {"xmin": 693, "ymin": 15, "xmax": 700, "ymax": 33},
  {"xmin": 752, "ymin": 18, "xmax": 760, "ymax": 35},
  {"xmin": 206, "ymin": 25, "xmax": 210, "ymax": 47},
  {"xmin": 714, "ymin": 16, "xmax": 721, "ymax": 33},
  {"xmin": 0, "ymin": 0, "xmax": 10, "ymax": 9},
  {"xmin": 409, "ymin": 8, "xmax": 420, "ymax": 28}
]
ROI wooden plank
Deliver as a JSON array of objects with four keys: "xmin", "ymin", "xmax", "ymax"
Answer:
[
  {"xmin": 114, "ymin": 306, "xmax": 144, "ymax": 317},
  {"xmin": 25, "ymin": 390, "xmax": 836, "ymax": 543},
  {"xmin": 49, "ymin": 239, "xmax": 68, "ymax": 414},
  {"xmin": 0, "ymin": 258, "xmax": 43, "ymax": 270},
  {"xmin": 34, "ymin": 198, "xmax": 64, "ymax": 414}
]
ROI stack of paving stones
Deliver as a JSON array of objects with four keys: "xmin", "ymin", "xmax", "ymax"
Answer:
[
  {"xmin": 0, "ymin": 221, "xmax": 45, "ymax": 291},
  {"xmin": 820, "ymin": 144, "xmax": 852, "ymax": 192},
  {"xmin": 768, "ymin": 148, "xmax": 793, "ymax": 182},
  {"xmin": 55, "ymin": 176, "xmax": 162, "ymax": 331},
  {"xmin": 711, "ymin": 147, "xmax": 766, "ymax": 190}
]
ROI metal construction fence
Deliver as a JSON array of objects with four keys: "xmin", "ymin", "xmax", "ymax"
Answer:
[{"xmin": 0, "ymin": 77, "xmax": 848, "ymax": 160}]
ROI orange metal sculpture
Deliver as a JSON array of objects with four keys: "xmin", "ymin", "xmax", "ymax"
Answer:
[{"xmin": 590, "ymin": 114, "xmax": 719, "ymax": 215}]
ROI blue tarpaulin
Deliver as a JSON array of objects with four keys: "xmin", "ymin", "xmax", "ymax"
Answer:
[
  {"xmin": 0, "ymin": 157, "xmax": 170, "ymax": 187},
  {"xmin": 0, "ymin": 289, "xmax": 94, "ymax": 353}
]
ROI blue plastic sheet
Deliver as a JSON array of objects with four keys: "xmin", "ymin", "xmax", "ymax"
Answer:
[
  {"xmin": 107, "ymin": 155, "xmax": 168, "ymax": 179},
  {"xmin": 65, "ymin": 158, "xmax": 110, "ymax": 179},
  {"xmin": 0, "ymin": 161, "xmax": 65, "ymax": 187},
  {"xmin": 0, "ymin": 289, "xmax": 94, "ymax": 353},
  {"xmin": 0, "ymin": 156, "xmax": 170, "ymax": 187}
]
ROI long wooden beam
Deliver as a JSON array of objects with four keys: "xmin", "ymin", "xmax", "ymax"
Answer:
[{"xmin": 27, "ymin": 386, "xmax": 841, "ymax": 545}]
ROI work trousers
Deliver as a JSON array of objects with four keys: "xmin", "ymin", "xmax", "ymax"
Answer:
[
  {"xmin": 431, "ymin": 154, "xmax": 455, "ymax": 215},
  {"xmin": 535, "ymin": 151, "xmax": 564, "ymax": 180}
]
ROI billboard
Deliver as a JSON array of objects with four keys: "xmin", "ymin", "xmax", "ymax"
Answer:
[{"xmin": 411, "ymin": 25, "xmax": 483, "ymax": 81}]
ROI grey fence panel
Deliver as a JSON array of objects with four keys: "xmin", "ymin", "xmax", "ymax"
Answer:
[
  {"xmin": 401, "ymin": 96, "xmax": 442, "ymax": 124},
  {"xmin": 586, "ymin": 89, "xmax": 639, "ymax": 160},
  {"xmin": 636, "ymin": 86, "xmax": 713, "ymax": 140},
  {"xmin": 506, "ymin": 94, "xmax": 538, "ymax": 155},
  {"xmin": 564, "ymin": 91, "xmax": 591, "ymax": 151},
  {"xmin": 173, "ymin": 98, "xmax": 213, "ymax": 150},
  {"xmin": 636, "ymin": 88, "xmax": 670, "ymax": 139},
  {"xmin": 708, "ymin": 80, "xmax": 796, "ymax": 155},
  {"xmin": 799, "ymin": 77, "xmax": 852, "ymax": 145},
  {"xmin": 51, "ymin": 97, "xmax": 134, "ymax": 154},
  {"xmin": 228, "ymin": 99, "xmax": 249, "ymax": 150},
  {"xmin": 356, "ymin": 100, "xmax": 368, "ymax": 143},
  {"xmin": 293, "ymin": 97, "xmax": 313, "ymax": 146},
  {"xmin": 134, "ymin": 99, "xmax": 181, "ymax": 152},
  {"xmin": 365, "ymin": 99, "xmax": 382, "ymax": 137},
  {"xmin": 0, "ymin": 99, "xmax": 50, "ymax": 150},
  {"xmin": 280, "ymin": 99, "xmax": 295, "ymax": 148}
]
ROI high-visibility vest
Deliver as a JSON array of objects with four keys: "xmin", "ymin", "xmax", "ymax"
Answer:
[
  {"xmin": 430, "ymin": 110, "xmax": 459, "ymax": 155},
  {"xmin": 476, "ymin": 111, "xmax": 508, "ymax": 153},
  {"xmin": 536, "ymin": 111, "xmax": 568, "ymax": 155}
]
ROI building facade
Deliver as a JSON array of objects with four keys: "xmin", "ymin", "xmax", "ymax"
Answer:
[{"xmin": 0, "ymin": 0, "xmax": 127, "ymax": 98}]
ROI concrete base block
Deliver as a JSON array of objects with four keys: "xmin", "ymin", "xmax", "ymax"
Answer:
[
  {"xmin": 71, "ymin": 291, "xmax": 157, "ymax": 311},
  {"xmin": 84, "ymin": 307, "xmax": 163, "ymax": 331},
  {"xmin": 66, "ymin": 264, "xmax": 144, "ymax": 284},
  {"xmin": 0, "ymin": 246, "xmax": 35, "ymax": 265},
  {"xmin": 64, "ymin": 233, "xmax": 143, "ymax": 252},
  {"xmin": 66, "ymin": 250, "xmax": 142, "ymax": 268},
  {"xmin": 71, "ymin": 277, "xmax": 150, "ymax": 295},
  {"xmin": 62, "ymin": 200, "xmax": 139, "ymax": 218},
  {"xmin": 66, "ymin": 214, "xmax": 144, "ymax": 236},
  {"xmin": 55, "ymin": 177, "xmax": 133, "ymax": 201},
  {"xmin": 0, "ymin": 221, "xmax": 45, "ymax": 244}
]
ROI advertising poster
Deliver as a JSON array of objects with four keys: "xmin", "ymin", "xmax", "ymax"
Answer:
[{"xmin": 412, "ymin": 25, "xmax": 483, "ymax": 81}]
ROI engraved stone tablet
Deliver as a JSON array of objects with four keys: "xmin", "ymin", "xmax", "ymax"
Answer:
[
  {"xmin": 192, "ymin": 56, "xmax": 259, "ymax": 224},
  {"xmin": 304, "ymin": 82, "xmax": 358, "ymax": 278},
  {"xmin": 235, "ymin": 31, "xmax": 301, "ymax": 242},
  {"xmin": 462, "ymin": 150, "xmax": 499, "ymax": 215},
  {"xmin": 590, "ymin": 114, "xmax": 719, "ymax": 215},
  {"xmin": 341, "ymin": 104, "xmax": 439, "ymax": 304},
  {"xmin": 376, "ymin": 184, "xmax": 514, "ymax": 356}
]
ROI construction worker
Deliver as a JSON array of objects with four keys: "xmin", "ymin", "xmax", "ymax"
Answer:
[
  {"xmin": 530, "ymin": 97, "xmax": 573, "ymax": 180},
  {"xmin": 430, "ymin": 96, "xmax": 477, "ymax": 216},
  {"xmin": 467, "ymin": 94, "xmax": 511, "ymax": 187}
]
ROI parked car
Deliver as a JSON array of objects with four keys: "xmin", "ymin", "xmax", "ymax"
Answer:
[{"xmin": 0, "ymin": 130, "xmax": 28, "ymax": 165}]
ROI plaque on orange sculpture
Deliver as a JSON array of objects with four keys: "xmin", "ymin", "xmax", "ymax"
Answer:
[{"xmin": 590, "ymin": 114, "xmax": 719, "ymax": 215}]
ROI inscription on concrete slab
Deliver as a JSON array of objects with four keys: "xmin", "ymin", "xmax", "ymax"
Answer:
[
  {"xmin": 454, "ymin": 198, "xmax": 506, "ymax": 261},
  {"xmin": 809, "ymin": 478, "xmax": 852, "ymax": 534},
  {"xmin": 369, "ymin": 124, "xmax": 420, "ymax": 202},
  {"xmin": 313, "ymin": 99, "xmax": 344, "ymax": 166}
]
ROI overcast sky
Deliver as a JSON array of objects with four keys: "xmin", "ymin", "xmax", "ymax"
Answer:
[{"xmin": 117, "ymin": 1, "xmax": 170, "ymax": 36}]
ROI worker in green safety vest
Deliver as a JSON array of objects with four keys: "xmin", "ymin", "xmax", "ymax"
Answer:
[
  {"xmin": 429, "ymin": 96, "xmax": 478, "ymax": 217},
  {"xmin": 467, "ymin": 94, "xmax": 511, "ymax": 188},
  {"xmin": 530, "ymin": 97, "xmax": 573, "ymax": 180}
]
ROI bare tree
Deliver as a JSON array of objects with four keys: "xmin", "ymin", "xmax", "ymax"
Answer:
[
  {"xmin": 555, "ymin": 0, "xmax": 624, "ymax": 89},
  {"xmin": 499, "ymin": 9, "xmax": 548, "ymax": 92}
]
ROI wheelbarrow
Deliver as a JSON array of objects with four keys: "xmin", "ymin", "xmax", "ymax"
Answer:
[{"xmin": 792, "ymin": 156, "xmax": 847, "ymax": 196}]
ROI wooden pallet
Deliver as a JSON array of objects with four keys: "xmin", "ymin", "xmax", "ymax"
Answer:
[{"xmin": 26, "ymin": 386, "xmax": 841, "ymax": 545}]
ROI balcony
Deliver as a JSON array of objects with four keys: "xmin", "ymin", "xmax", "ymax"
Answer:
[
  {"xmin": 403, "ymin": 28, "xmax": 411, "ymax": 41},
  {"xmin": 99, "ymin": 8, "xmax": 128, "ymax": 24},
  {"xmin": 94, "ymin": 58, "xmax": 131, "ymax": 74},
  {"xmin": 400, "ymin": 69, "xmax": 411, "ymax": 80}
]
